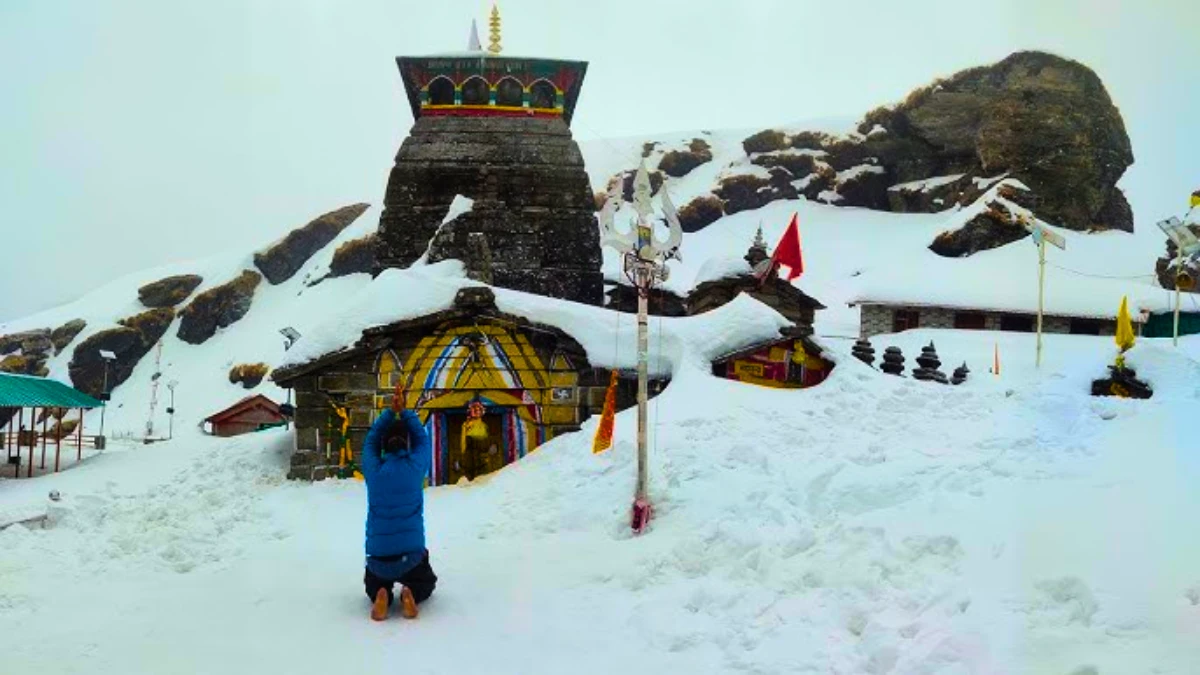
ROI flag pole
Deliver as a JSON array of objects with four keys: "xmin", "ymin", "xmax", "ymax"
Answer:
[
  {"xmin": 1174, "ymin": 249, "xmax": 1183, "ymax": 347},
  {"xmin": 1036, "ymin": 235, "xmax": 1046, "ymax": 368}
]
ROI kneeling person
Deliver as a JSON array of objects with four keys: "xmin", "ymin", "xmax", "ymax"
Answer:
[{"xmin": 362, "ymin": 383, "xmax": 437, "ymax": 621}]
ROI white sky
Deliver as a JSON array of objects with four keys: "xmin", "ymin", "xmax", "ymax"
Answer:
[{"xmin": 1, "ymin": 0, "xmax": 1197, "ymax": 321}]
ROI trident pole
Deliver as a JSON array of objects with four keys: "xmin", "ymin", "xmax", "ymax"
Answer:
[
  {"xmin": 635, "ymin": 267, "xmax": 650, "ymax": 513},
  {"xmin": 1174, "ymin": 250, "xmax": 1184, "ymax": 347},
  {"xmin": 1036, "ymin": 235, "xmax": 1046, "ymax": 368},
  {"xmin": 599, "ymin": 161, "xmax": 682, "ymax": 534}
]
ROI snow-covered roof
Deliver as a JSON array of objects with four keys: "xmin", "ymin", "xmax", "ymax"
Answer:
[{"xmin": 276, "ymin": 262, "xmax": 792, "ymax": 379}]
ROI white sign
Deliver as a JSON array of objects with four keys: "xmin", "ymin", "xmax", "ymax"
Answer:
[
  {"xmin": 1157, "ymin": 216, "xmax": 1200, "ymax": 257},
  {"xmin": 1027, "ymin": 221, "xmax": 1066, "ymax": 250}
]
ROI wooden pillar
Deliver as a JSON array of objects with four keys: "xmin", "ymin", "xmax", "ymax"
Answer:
[
  {"xmin": 77, "ymin": 408, "xmax": 84, "ymax": 461},
  {"xmin": 54, "ymin": 410, "xmax": 62, "ymax": 473},
  {"xmin": 39, "ymin": 408, "xmax": 48, "ymax": 471},
  {"xmin": 27, "ymin": 408, "xmax": 34, "ymax": 478},
  {"xmin": 12, "ymin": 407, "xmax": 21, "ymax": 479}
]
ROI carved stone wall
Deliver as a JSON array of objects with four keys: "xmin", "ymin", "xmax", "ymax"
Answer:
[{"xmin": 376, "ymin": 116, "xmax": 602, "ymax": 305}]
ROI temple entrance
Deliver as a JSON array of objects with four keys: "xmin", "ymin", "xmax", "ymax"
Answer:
[{"xmin": 444, "ymin": 410, "xmax": 506, "ymax": 483}]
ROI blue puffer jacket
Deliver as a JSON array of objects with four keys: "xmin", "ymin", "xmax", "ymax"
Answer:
[{"xmin": 361, "ymin": 409, "xmax": 432, "ymax": 557}]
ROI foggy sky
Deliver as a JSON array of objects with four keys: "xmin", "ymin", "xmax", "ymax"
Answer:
[{"xmin": 2, "ymin": 0, "xmax": 1197, "ymax": 321}]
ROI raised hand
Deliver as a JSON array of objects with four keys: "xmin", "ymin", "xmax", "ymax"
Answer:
[{"xmin": 391, "ymin": 381, "xmax": 407, "ymax": 414}]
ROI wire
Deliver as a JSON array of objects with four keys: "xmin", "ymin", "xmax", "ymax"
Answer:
[{"xmin": 1044, "ymin": 262, "xmax": 1157, "ymax": 281}]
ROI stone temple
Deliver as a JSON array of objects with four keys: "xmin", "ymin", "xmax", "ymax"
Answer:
[{"xmin": 375, "ymin": 29, "xmax": 603, "ymax": 305}]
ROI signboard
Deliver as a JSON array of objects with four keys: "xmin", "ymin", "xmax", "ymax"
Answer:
[
  {"xmin": 1157, "ymin": 216, "xmax": 1200, "ymax": 257},
  {"xmin": 1028, "ymin": 222, "xmax": 1065, "ymax": 250}
]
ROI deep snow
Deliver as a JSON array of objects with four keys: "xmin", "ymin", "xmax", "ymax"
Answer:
[
  {"xmin": 1, "ymin": 124, "xmax": 1197, "ymax": 674},
  {"xmin": 2, "ymin": 333, "xmax": 1198, "ymax": 674}
]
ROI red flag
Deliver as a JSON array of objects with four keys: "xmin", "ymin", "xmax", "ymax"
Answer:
[{"xmin": 769, "ymin": 213, "xmax": 804, "ymax": 281}]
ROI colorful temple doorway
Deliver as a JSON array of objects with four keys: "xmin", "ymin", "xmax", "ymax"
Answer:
[{"xmin": 377, "ymin": 322, "xmax": 573, "ymax": 486}]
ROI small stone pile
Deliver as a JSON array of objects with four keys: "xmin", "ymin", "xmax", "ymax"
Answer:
[
  {"xmin": 880, "ymin": 346, "xmax": 905, "ymax": 376},
  {"xmin": 852, "ymin": 337, "xmax": 876, "ymax": 367},
  {"xmin": 912, "ymin": 342, "xmax": 949, "ymax": 384}
]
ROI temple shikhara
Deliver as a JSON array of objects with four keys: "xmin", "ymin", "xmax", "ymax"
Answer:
[
  {"xmin": 374, "ymin": 11, "xmax": 602, "ymax": 304},
  {"xmin": 273, "ymin": 11, "xmax": 832, "ymax": 482}
]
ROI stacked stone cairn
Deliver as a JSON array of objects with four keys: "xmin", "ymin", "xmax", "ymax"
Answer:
[
  {"xmin": 851, "ymin": 337, "xmax": 876, "ymax": 367},
  {"xmin": 912, "ymin": 342, "xmax": 949, "ymax": 384},
  {"xmin": 951, "ymin": 362, "xmax": 970, "ymax": 385},
  {"xmin": 880, "ymin": 346, "xmax": 905, "ymax": 376}
]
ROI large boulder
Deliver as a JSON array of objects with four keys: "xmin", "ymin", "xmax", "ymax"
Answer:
[
  {"xmin": 929, "ymin": 196, "xmax": 1030, "ymax": 258},
  {"xmin": 677, "ymin": 195, "xmax": 725, "ymax": 233},
  {"xmin": 50, "ymin": 319, "xmax": 87, "ymax": 354},
  {"xmin": 138, "ymin": 274, "xmax": 203, "ymax": 308},
  {"xmin": 716, "ymin": 169, "xmax": 798, "ymax": 215},
  {"xmin": 0, "ymin": 354, "xmax": 48, "ymax": 377},
  {"xmin": 177, "ymin": 270, "xmax": 262, "ymax": 345},
  {"xmin": 0, "ymin": 329, "xmax": 50, "ymax": 356},
  {"xmin": 657, "ymin": 139, "xmax": 713, "ymax": 178},
  {"xmin": 254, "ymin": 203, "xmax": 370, "ymax": 284},
  {"xmin": 742, "ymin": 129, "xmax": 789, "ymax": 155},
  {"xmin": 327, "ymin": 233, "xmax": 377, "ymax": 279},
  {"xmin": 864, "ymin": 51, "xmax": 1133, "ymax": 232},
  {"xmin": 229, "ymin": 363, "xmax": 270, "ymax": 389},
  {"xmin": 67, "ymin": 308, "xmax": 174, "ymax": 397}
]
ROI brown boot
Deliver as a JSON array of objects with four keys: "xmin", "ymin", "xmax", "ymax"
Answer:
[
  {"xmin": 399, "ymin": 586, "xmax": 419, "ymax": 619},
  {"xmin": 370, "ymin": 587, "xmax": 390, "ymax": 621}
]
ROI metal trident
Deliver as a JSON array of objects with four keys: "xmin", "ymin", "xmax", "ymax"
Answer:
[{"xmin": 598, "ymin": 161, "xmax": 683, "ymax": 270}]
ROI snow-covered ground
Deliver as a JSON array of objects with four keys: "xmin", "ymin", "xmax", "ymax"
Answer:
[
  {"xmin": 2, "ymin": 330, "xmax": 1198, "ymax": 674},
  {"xmin": 1, "ymin": 122, "xmax": 1196, "ymax": 673}
]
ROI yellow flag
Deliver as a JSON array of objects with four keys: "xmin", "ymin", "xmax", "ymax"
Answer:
[
  {"xmin": 1115, "ymin": 295, "xmax": 1135, "ymax": 353},
  {"xmin": 592, "ymin": 370, "xmax": 619, "ymax": 454}
]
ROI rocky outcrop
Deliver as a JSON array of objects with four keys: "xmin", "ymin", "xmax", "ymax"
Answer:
[
  {"xmin": 930, "ymin": 200, "xmax": 1029, "ymax": 258},
  {"xmin": 742, "ymin": 129, "xmax": 789, "ymax": 155},
  {"xmin": 254, "ymin": 203, "xmax": 370, "ymax": 285},
  {"xmin": 177, "ymin": 271, "xmax": 262, "ymax": 345},
  {"xmin": 376, "ymin": 116, "xmax": 603, "ymax": 305},
  {"xmin": 677, "ymin": 195, "xmax": 725, "ymax": 233},
  {"xmin": 715, "ymin": 169, "xmax": 798, "ymax": 215},
  {"xmin": 327, "ymin": 234, "xmax": 377, "ymax": 279},
  {"xmin": 835, "ymin": 166, "xmax": 892, "ymax": 210},
  {"xmin": 50, "ymin": 319, "xmax": 86, "ymax": 354},
  {"xmin": 859, "ymin": 51, "xmax": 1133, "ymax": 233},
  {"xmin": 138, "ymin": 274, "xmax": 203, "ymax": 308},
  {"xmin": 0, "ymin": 329, "xmax": 53, "ymax": 376},
  {"xmin": 67, "ymin": 308, "xmax": 174, "ymax": 397},
  {"xmin": 0, "ymin": 329, "xmax": 51, "ymax": 356},
  {"xmin": 658, "ymin": 139, "xmax": 713, "ymax": 178},
  {"xmin": 887, "ymin": 174, "xmax": 975, "ymax": 213},
  {"xmin": 229, "ymin": 363, "xmax": 270, "ymax": 389},
  {"xmin": 0, "ymin": 354, "xmax": 48, "ymax": 377}
]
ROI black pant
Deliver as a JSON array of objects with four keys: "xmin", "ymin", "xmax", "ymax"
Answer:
[{"xmin": 363, "ymin": 550, "xmax": 438, "ymax": 606}]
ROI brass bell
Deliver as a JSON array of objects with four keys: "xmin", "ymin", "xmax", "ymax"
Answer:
[{"xmin": 1177, "ymin": 270, "xmax": 1196, "ymax": 291}]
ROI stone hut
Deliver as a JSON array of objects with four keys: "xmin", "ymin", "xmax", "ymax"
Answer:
[
  {"xmin": 710, "ymin": 330, "xmax": 833, "ymax": 389},
  {"xmin": 688, "ymin": 231, "xmax": 825, "ymax": 334},
  {"xmin": 376, "ymin": 36, "xmax": 602, "ymax": 305}
]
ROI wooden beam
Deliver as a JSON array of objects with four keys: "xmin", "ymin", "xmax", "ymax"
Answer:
[
  {"xmin": 54, "ymin": 409, "xmax": 62, "ymax": 473},
  {"xmin": 39, "ymin": 408, "xmax": 48, "ymax": 471}
]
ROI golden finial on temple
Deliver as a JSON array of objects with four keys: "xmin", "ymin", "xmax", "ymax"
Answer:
[{"xmin": 488, "ymin": 4, "xmax": 502, "ymax": 55}]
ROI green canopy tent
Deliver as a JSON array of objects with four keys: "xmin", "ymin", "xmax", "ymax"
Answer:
[{"xmin": 0, "ymin": 372, "xmax": 103, "ymax": 478}]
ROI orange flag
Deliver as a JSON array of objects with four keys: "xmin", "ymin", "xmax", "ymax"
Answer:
[{"xmin": 592, "ymin": 370, "xmax": 619, "ymax": 454}]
